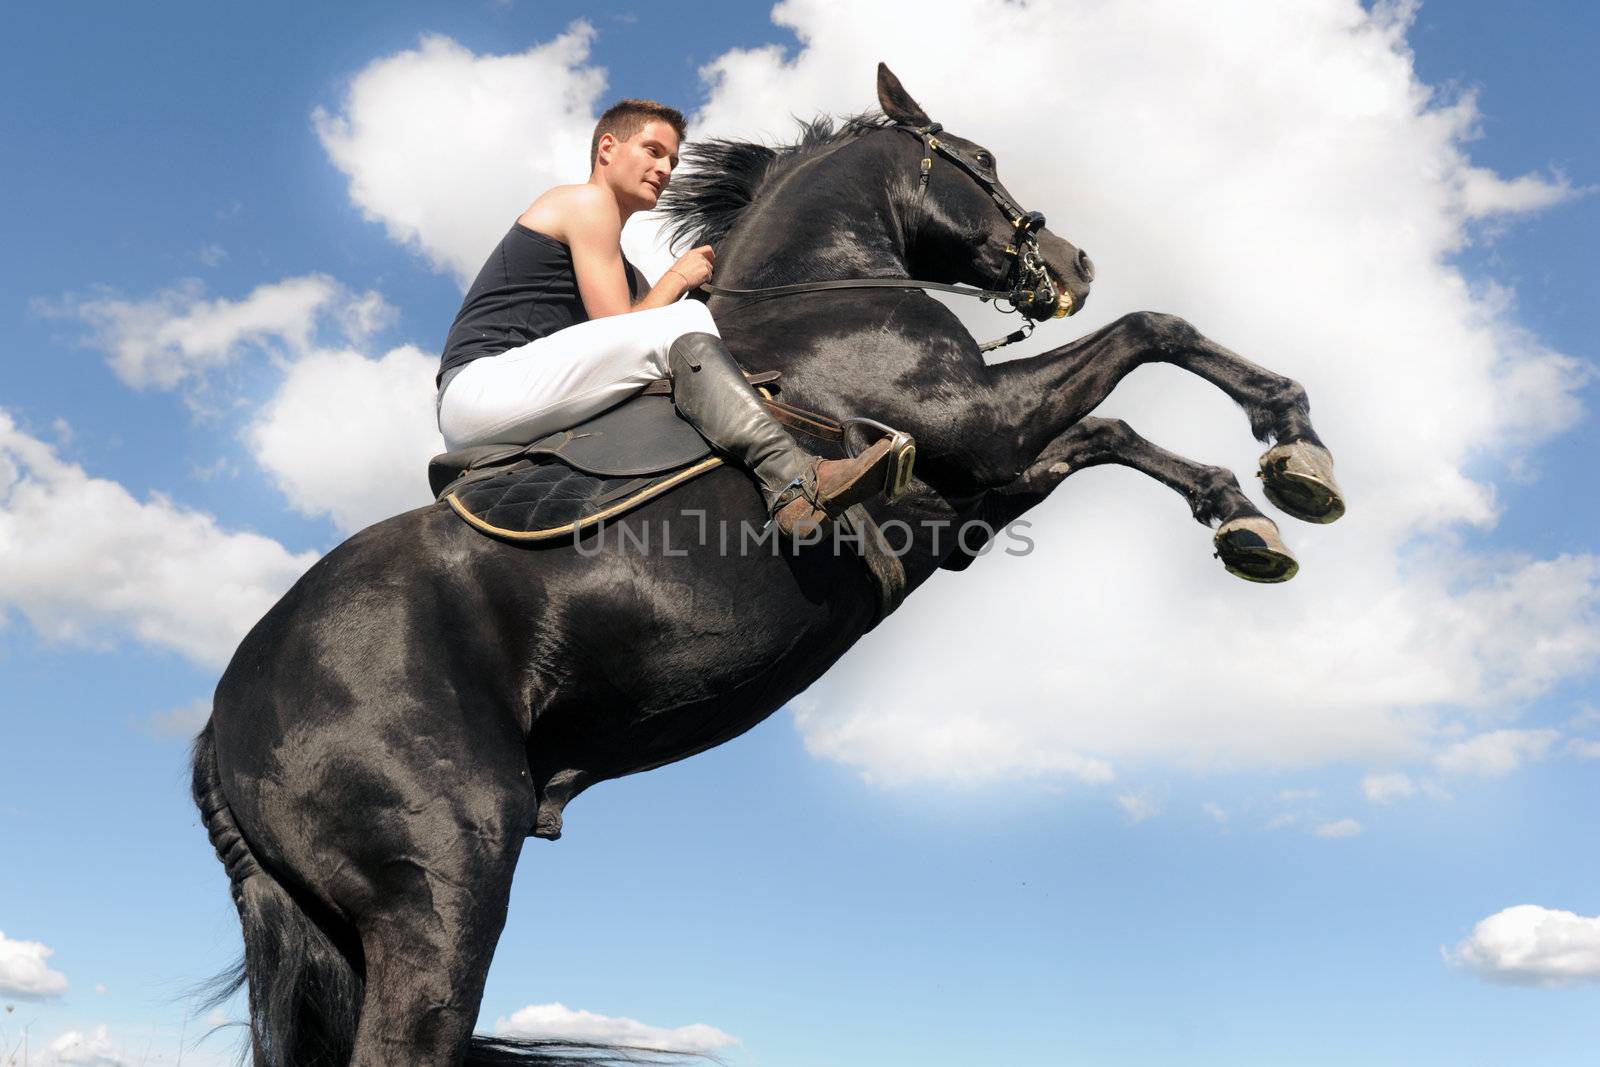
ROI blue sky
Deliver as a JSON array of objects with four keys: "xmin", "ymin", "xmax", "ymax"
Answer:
[{"xmin": 2, "ymin": 2, "xmax": 1598, "ymax": 1065}]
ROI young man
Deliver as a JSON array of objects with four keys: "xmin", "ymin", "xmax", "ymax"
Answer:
[{"xmin": 435, "ymin": 98, "xmax": 909, "ymax": 535}]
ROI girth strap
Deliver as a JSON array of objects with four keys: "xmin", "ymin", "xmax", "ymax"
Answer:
[{"xmin": 836, "ymin": 502, "xmax": 908, "ymax": 625}]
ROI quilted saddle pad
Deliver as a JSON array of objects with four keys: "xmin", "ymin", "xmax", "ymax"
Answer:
[{"xmin": 445, "ymin": 454, "xmax": 724, "ymax": 542}]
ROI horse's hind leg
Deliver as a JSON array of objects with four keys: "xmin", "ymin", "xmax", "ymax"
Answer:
[
  {"xmin": 340, "ymin": 771, "xmax": 533, "ymax": 1066},
  {"xmin": 1003, "ymin": 416, "xmax": 1299, "ymax": 582},
  {"xmin": 348, "ymin": 841, "xmax": 522, "ymax": 1065}
]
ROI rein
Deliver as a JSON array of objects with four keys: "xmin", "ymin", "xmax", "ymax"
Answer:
[{"xmin": 700, "ymin": 121, "xmax": 1068, "ymax": 353}]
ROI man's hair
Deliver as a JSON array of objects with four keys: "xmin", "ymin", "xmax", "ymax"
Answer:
[{"xmin": 589, "ymin": 99, "xmax": 687, "ymax": 169}]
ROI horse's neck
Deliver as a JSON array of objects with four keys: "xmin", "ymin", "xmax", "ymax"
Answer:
[
  {"xmin": 722, "ymin": 148, "xmax": 909, "ymax": 286},
  {"xmin": 711, "ymin": 140, "xmax": 1000, "ymax": 553}
]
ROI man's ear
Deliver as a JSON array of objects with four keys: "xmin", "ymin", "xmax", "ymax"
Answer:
[
  {"xmin": 876, "ymin": 63, "xmax": 931, "ymax": 126},
  {"xmin": 596, "ymin": 131, "xmax": 617, "ymax": 166}
]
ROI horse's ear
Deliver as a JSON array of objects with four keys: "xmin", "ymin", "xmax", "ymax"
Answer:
[{"xmin": 876, "ymin": 63, "xmax": 931, "ymax": 126}]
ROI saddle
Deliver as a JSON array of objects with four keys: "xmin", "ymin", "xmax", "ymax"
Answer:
[{"xmin": 428, "ymin": 372, "xmax": 907, "ymax": 621}]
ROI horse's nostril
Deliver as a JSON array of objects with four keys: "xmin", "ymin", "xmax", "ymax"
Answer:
[{"xmin": 1077, "ymin": 248, "xmax": 1095, "ymax": 283}]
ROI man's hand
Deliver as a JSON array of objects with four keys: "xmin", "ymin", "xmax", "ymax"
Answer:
[{"xmin": 667, "ymin": 245, "xmax": 715, "ymax": 289}]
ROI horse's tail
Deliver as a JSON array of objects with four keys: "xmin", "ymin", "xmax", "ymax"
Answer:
[{"xmin": 190, "ymin": 720, "xmax": 362, "ymax": 1067}]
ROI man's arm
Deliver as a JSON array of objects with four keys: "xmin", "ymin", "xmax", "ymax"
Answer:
[
  {"xmin": 630, "ymin": 264, "xmax": 700, "ymax": 311},
  {"xmin": 562, "ymin": 186, "xmax": 637, "ymax": 319},
  {"xmin": 629, "ymin": 262, "xmax": 689, "ymax": 311},
  {"xmin": 530, "ymin": 184, "xmax": 713, "ymax": 316},
  {"xmin": 633, "ymin": 243, "xmax": 716, "ymax": 310}
]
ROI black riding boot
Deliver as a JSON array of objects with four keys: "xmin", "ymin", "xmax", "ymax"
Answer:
[{"xmin": 668, "ymin": 332, "xmax": 908, "ymax": 534}]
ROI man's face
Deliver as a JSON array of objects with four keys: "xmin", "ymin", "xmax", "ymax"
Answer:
[{"xmin": 601, "ymin": 118, "xmax": 680, "ymax": 209}]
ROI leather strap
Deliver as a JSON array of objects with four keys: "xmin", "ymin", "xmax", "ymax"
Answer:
[
  {"xmin": 762, "ymin": 396, "xmax": 845, "ymax": 442},
  {"xmin": 837, "ymin": 503, "xmax": 907, "ymax": 625},
  {"xmin": 639, "ymin": 368, "xmax": 781, "ymax": 397},
  {"xmin": 703, "ymin": 276, "xmax": 1014, "ymax": 305}
]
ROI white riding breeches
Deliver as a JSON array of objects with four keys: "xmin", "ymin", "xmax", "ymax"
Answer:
[{"xmin": 437, "ymin": 299, "xmax": 719, "ymax": 451}]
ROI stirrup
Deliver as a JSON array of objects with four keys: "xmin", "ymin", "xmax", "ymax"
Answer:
[{"xmin": 842, "ymin": 417, "xmax": 916, "ymax": 501}]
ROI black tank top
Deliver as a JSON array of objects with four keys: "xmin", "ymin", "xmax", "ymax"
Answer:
[{"xmin": 437, "ymin": 223, "xmax": 640, "ymax": 385}]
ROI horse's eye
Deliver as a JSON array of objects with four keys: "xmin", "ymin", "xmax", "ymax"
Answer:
[{"xmin": 975, "ymin": 151, "xmax": 994, "ymax": 169}]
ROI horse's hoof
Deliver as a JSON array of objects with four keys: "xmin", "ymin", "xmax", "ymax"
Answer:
[
  {"xmin": 1213, "ymin": 516, "xmax": 1299, "ymax": 583},
  {"xmin": 1258, "ymin": 440, "xmax": 1345, "ymax": 524}
]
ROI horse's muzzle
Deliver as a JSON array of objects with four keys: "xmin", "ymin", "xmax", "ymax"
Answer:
[{"xmin": 1075, "ymin": 247, "xmax": 1095, "ymax": 284}]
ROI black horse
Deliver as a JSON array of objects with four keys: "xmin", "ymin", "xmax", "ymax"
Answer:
[{"xmin": 192, "ymin": 65, "xmax": 1340, "ymax": 1066}]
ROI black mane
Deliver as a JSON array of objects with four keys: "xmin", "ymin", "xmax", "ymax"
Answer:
[{"xmin": 657, "ymin": 110, "xmax": 896, "ymax": 250}]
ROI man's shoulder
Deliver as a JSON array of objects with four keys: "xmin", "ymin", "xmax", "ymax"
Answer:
[
  {"xmin": 539, "ymin": 183, "xmax": 609, "ymax": 208},
  {"xmin": 519, "ymin": 184, "xmax": 617, "ymax": 244}
]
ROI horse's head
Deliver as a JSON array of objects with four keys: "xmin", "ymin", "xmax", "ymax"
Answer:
[
  {"xmin": 874, "ymin": 64, "xmax": 1094, "ymax": 318},
  {"xmin": 657, "ymin": 66, "xmax": 1093, "ymax": 324}
]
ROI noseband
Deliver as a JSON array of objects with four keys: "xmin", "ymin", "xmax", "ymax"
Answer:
[{"xmin": 701, "ymin": 120, "xmax": 1069, "ymax": 352}]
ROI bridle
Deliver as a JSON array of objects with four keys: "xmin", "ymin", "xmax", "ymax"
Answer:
[
  {"xmin": 700, "ymin": 121, "xmax": 1070, "ymax": 352},
  {"xmin": 898, "ymin": 121, "xmax": 1067, "ymax": 322}
]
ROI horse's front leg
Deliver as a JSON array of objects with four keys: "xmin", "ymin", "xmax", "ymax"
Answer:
[
  {"xmin": 969, "ymin": 416, "xmax": 1298, "ymax": 583},
  {"xmin": 981, "ymin": 312, "xmax": 1344, "ymax": 524}
]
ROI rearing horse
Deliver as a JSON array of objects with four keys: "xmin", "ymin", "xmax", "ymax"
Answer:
[{"xmin": 192, "ymin": 65, "xmax": 1341, "ymax": 1066}]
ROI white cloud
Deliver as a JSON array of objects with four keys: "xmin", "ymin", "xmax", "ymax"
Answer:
[
  {"xmin": 494, "ymin": 1003, "xmax": 737, "ymax": 1055},
  {"xmin": 0, "ymin": 929, "xmax": 68, "ymax": 999},
  {"xmin": 1457, "ymin": 164, "xmax": 1582, "ymax": 220},
  {"xmin": 1447, "ymin": 905, "xmax": 1600, "ymax": 987},
  {"xmin": 1116, "ymin": 790, "xmax": 1160, "ymax": 823},
  {"xmin": 336, "ymin": 289, "xmax": 395, "ymax": 344},
  {"xmin": 1315, "ymin": 818, "xmax": 1362, "ymax": 839},
  {"xmin": 1362, "ymin": 772, "xmax": 1418, "ymax": 804},
  {"xmin": 1567, "ymin": 738, "xmax": 1600, "ymax": 759},
  {"xmin": 43, "ymin": 1024, "xmax": 128, "ymax": 1066},
  {"xmin": 0, "ymin": 413, "xmax": 317, "ymax": 668},
  {"xmin": 44, "ymin": 269, "xmax": 429, "ymax": 534},
  {"xmin": 1202, "ymin": 802, "xmax": 1228, "ymax": 824},
  {"xmin": 697, "ymin": 0, "xmax": 1600, "ymax": 785},
  {"xmin": 311, "ymin": 4, "xmax": 1599, "ymax": 786},
  {"xmin": 246, "ymin": 346, "xmax": 444, "ymax": 533},
  {"xmin": 1434, "ymin": 728, "xmax": 1560, "ymax": 777},
  {"xmin": 45, "ymin": 275, "xmax": 391, "ymax": 391},
  {"xmin": 140, "ymin": 696, "xmax": 213, "ymax": 739},
  {"xmin": 37, "ymin": 1023, "xmax": 233, "ymax": 1067},
  {"xmin": 1567, "ymin": 705, "xmax": 1600, "ymax": 730},
  {"xmin": 313, "ymin": 26, "xmax": 609, "ymax": 284}
]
